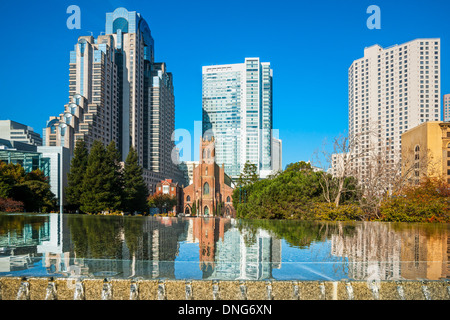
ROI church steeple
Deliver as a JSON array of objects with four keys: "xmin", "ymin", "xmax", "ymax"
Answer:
[{"xmin": 200, "ymin": 136, "xmax": 215, "ymax": 164}]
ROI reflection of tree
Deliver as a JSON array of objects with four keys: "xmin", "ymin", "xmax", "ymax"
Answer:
[
  {"xmin": 68, "ymin": 215, "xmax": 123, "ymax": 259},
  {"xmin": 0, "ymin": 214, "xmax": 49, "ymax": 238},
  {"xmin": 124, "ymin": 217, "xmax": 144, "ymax": 255},
  {"xmin": 68, "ymin": 216, "xmax": 89, "ymax": 258},
  {"xmin": 237, "ymin": 219, "xmax": 356, "ymax": 249}
]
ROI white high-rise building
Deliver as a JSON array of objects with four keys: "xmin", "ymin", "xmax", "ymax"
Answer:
[
  {"xmin": 444, "ymin": 94, "xmax": 450, "ymax": 122},
  {"xmin": 348, "ymin": 38, "xmax": 441, "ymax": 177},
  {"xmin": 202, "ymin": 58, "xmax": 276, "ymax": 180}
]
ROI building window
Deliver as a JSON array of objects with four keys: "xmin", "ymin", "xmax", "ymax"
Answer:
[
  {"xmin": 186, "ymin": 195, "xmax": 191, "ymax": 202},
  {"xmin": 226, "ymin": 196, "xmax": 231, "ymax": 203},
  {"xmin": 204, "ymin": 206, "xmax": 209, "ymax": 216},
  {"xmin": 203, "ymin": 182, "xmax": 210, "ymax": 195}
]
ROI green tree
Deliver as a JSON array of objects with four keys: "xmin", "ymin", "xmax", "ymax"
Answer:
[
  {"xmin": 105, "ymin": 140, "xmax": 123, "ymax": 211},
  {"xmin": 11, "ymin": 169, "xmax": 56, "ymax": 213},
  {"xmin": 234, "ymin": 161, "xmax": 324, "ymax": 219},
  {"xmin": 0, "ymin": 161, "xmax": 25, "ymax": 198},
  {"xmin": 66, "ymin": 139, "xmax": 89, "ymax": 212},
  {"xmin": 191, "ymin": 201, "xmax": 197, "ymax": 216},
  {"xmin": 122, "ymin": 147, "xmax": 148, "ymax": 214},
  {"xmin": 80, "ymin": 140, "xmax": 121, "ymax": 214},
  {"xmin": 237, "ymin": 161, "xmax": 259, "ymax": 187},
  {"xmin": 148, "ymin": 194, "xmax": 177, "ymax": 215}
]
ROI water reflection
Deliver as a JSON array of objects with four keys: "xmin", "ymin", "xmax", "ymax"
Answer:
[{"xmin": 0, "ymin": 214, "xmax": 448, "ymax": 281}]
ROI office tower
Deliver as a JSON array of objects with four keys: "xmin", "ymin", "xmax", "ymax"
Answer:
[
  {"xmin": 148, "ymin": 63, "xmax": 176, "ymax": 175},
  {"xmin": 348, "ymin": 39, "xmax": 441, "ymax": 178},
  {"xmin": 444, "ymin": 94, "xmax": 450, "ymax": 122},
  {"xmin": 272, "ymin": 137, "xmax": 282, "ymax": 173},
  {"xmin": 44, "ymin": 8, "xmax": 183, "ymax": 192},
  {"xmin": 202, "ymin": 58, "xmax": 275, "ymax": 180},
  {"xmin": 0, "ymin": 120, "xmax": 42, "ymax": 146}
]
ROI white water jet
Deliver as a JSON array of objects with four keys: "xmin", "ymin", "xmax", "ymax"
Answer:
[
  {"xmin": 292, "ymin": 281, "xmax": 299, "ymax": 300},
  {"xmin": 74, "ymin": 280, "xmax": 85, "ymax": 300},
  {"xmin": 369, "ymin": 280, "xmax": 380, "ymax": 300},
  {"xmin": 45, "ymin": 281, "xmax": 57, "ymax": 300},
  {"xmin": 101, "ymin": 280, "xmax": 112, "ymax": 300},
  {"xmin": 345, "ymin": 282, "xmax": 354, "ymax": 300},
  {"xmin": 212, "ymin": 281, "xmax": 220, "ymax": 300},
  {"xmin": 421, "ymin": 282, "xmax": 431, "ymax": 300},
  {"xmin": 157, "ymin": 280, "xmax": 166, "ymax": 300},
  {"xmin": 239, "ymin": 281, "xmax": 247, "ymax": 300},
  {"xmin": 396, "ymin": 282, "xmax": 406, "ymax": 300},
  {"xmin": 16, "ymin": 280, "xmax": 30, "ymax": 300},
  {"xmin": 319, "ymin": 282, "xmax": 326, "ymax": 300},
  {"xmin": 185, "ymin": 281, "xmax": 193, "ymax": 300},
  {"xmin": 130, "ymin": 281, "xmax": 139, "ymax": 300}
]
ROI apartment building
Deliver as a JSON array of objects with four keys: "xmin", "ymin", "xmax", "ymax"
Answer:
[{"xmin": 347, "ymin": 38, "xmax": 441, "ymax": 179}]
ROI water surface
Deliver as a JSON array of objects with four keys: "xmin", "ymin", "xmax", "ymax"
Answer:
[{"xmin": 0, "ymin": 213, "xmax": 448, "ymax": 281}]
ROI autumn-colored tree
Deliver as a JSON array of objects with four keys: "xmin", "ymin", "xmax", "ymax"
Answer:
[
  {"xmin": 380, "ymin": 177, "xmax": 450, "ymax": 223},
  {"xmin": 148, "ymin": 193, "xmax": 177, "ymax": 215}
]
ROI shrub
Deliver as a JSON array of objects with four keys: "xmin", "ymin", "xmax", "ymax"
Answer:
[
  {"xmin": 311, "ymin": 203, "xmax": 364, "ymax": 221},
  {"xmin": 379, "ymin": 178, "xmax": 450, "ymax": 223},
  {"xmin": 0, "ymin": 198, "xmax": 24, "ymax": 213}
]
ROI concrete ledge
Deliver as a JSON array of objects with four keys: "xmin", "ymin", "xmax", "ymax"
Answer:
[{"xmin": 1, "ymin": 277, "xmax": 449, "ymax": 300}]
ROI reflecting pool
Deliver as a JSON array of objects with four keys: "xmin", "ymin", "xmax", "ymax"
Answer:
[{"xmin": 0, "ymin": 213, "xmax": 449, "ymax": 281}]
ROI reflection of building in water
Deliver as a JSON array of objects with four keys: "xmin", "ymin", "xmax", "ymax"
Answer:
[
  {"xmin": 398, "ymin": 227, "xmax": 449, "ymax": 280},
  {"xmin": 38, "ymin": 216, "xmax": 190, "ymax": 279},
  {"xmin": 203, "ymin": 220, "xmax": 282, "ymax": 280},
  {"xmin": 191, "ymin": 217, "xmax": 230, "ymax": 276},
  {"xmin": 331, "ymin": 222, "xmax": 450, "ymax": 281},
  {"xmin": 331, "ymin": 222, "xmax": 402, "ymax": 281},
  {"xmin": 118, "ymin": 217, "xmax": 189, "ymax": 279},
  {"xmin": 0, "ymin": 215, "xmax": 50, "ymax": 273}
]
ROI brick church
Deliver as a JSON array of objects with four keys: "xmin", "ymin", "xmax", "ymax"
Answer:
[{"xmin": 183, "ymin": 136, "xmax": 235, "ymax": 217}]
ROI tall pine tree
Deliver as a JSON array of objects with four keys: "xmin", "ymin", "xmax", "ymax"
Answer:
[
  {"xmin": 122, "ymin": 146, "xmax": 148, "ymax": 214},
  {"xmin": 80, "ymin": 140, "xmax": 122, "ymax": 214},
  {"xmin": 66, "ymin": 139, "xmax": 88, "ymax": 212},
  {"xmin": 105, "ymin": 140, "xmax": 123, "ymax": 211}
]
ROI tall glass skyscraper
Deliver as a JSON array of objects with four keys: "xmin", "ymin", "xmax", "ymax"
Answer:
[{"xmin": 202, "ymin": 58, "xmax": 277, "ymax": 179}]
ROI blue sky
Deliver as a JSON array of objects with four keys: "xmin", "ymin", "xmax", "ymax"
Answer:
[{"xmin": 1, "ymin": 0, "xmax": 449, "ymax": 169}]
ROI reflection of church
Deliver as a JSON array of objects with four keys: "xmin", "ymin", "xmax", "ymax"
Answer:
[
  {"xmin": 192, "ymin": 217, "xmax": 230, "ymax": 277},
  {"xmin": 183, "ymin": 137, "xmax": 235, "ymax": 217}
]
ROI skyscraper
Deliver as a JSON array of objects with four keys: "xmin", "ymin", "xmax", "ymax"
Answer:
[
  {"xmin": 44, "ymin": 7, "xmax": 184, "ymax": 192},
  {"xmin": 347, "ymin": 38, "xmax": 441, "ymax": 178},
  {"xmin": 444, "ymin": 94, "xmax": 450, "ymax": 122},
  {"xmin": 0, "ymin": 120, "xmax": 42, "ymax": 147},
  {"xmin": 202, "ymin": 58, "xmax": 277, "ymax": 180}
]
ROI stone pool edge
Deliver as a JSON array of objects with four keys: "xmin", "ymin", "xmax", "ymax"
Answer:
[{"xmin": 1, "ymin": 277, "xmax": 449, "ymax": 300}]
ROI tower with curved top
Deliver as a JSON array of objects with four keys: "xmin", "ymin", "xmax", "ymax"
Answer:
[{"xmin": 44, "ymin": 8, "xmax": 183, "ymax": 193}]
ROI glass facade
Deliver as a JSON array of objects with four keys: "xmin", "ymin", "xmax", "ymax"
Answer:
[
  {"xmin": 0, "ymin": 149, "xmax": 50, "ymax": 177},
  {"xmin": 202, "ymin": 58, "xmax": 273, "ymax": 179}
]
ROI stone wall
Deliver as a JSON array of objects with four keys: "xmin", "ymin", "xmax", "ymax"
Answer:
[{"xmin": 1, "ymin": 277, "xmax": 449, "ymax": 300}]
